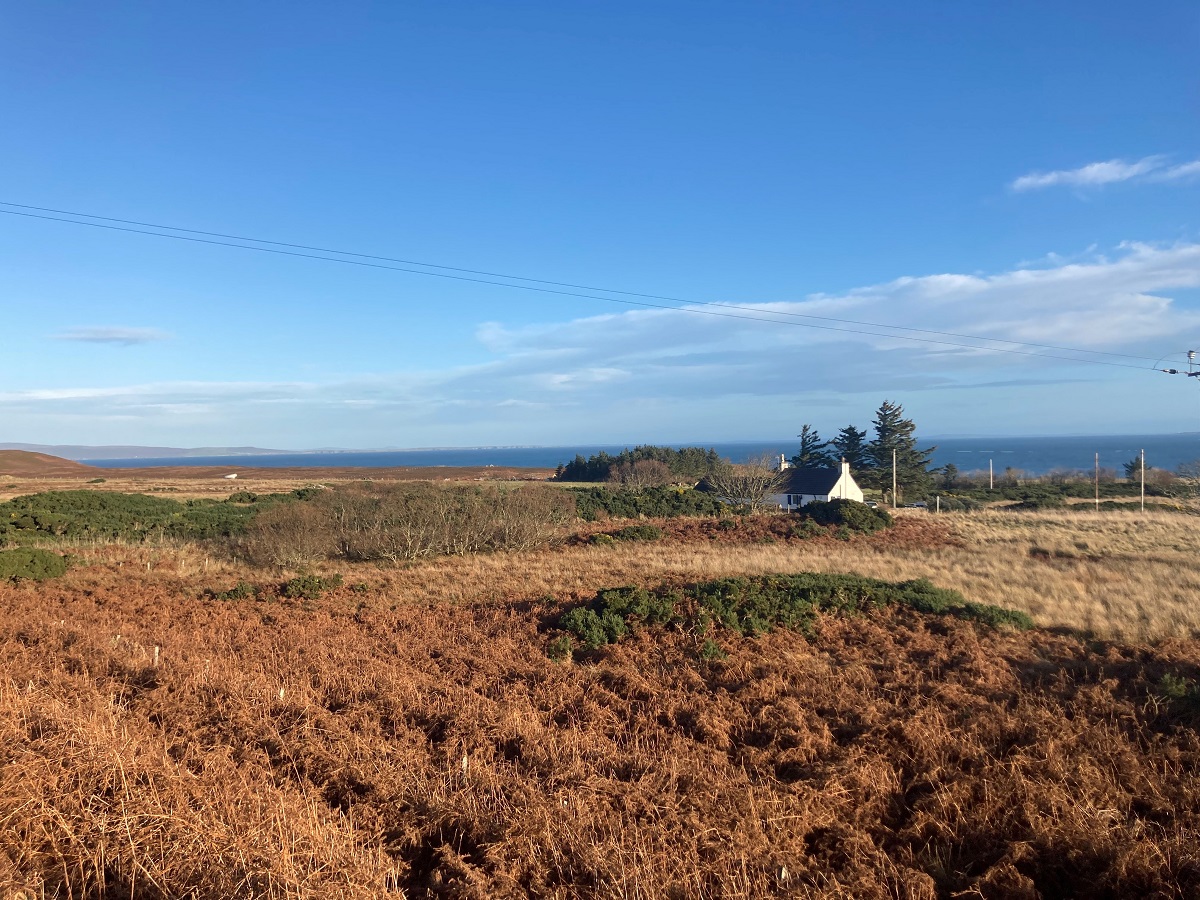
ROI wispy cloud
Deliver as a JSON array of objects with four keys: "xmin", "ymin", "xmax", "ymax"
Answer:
[
  {"xmin": 55, "ymin": 326, "xmax": 172, "ymax": 346},
  {"xmin": 10, "ymin": 242, "xmax": 1200, "ymax": 444},
  {"xmin": 1011, "ymin": 155, "xmax": 1200, "ymax": 192}
]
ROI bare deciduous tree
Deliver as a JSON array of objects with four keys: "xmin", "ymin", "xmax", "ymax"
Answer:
[
  {"xmin": 607, "ymin": 459, "xmax": 674, "ymax": 491},
  {"xmin": 244, "ymin": 483, "xmax": 575, "ymax": 565},
  {"xmin": 703, "ymin": 454, "xmax": 783, "ymax": 512}
]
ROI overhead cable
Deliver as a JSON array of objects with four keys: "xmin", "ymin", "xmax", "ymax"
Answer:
[{"xmin": 0, "ymin": 201, "xmax": 1171, "ymax": 372}]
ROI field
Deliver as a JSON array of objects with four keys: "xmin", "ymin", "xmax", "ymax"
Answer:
[{"xmin": 2, "ymin": 464, "xmax": 1199, "ymax": 898}]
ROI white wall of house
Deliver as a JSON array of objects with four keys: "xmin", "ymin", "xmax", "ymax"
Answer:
[{"xmin": 768, "ymin": 461, "xmax": 865, "ymax": 510}]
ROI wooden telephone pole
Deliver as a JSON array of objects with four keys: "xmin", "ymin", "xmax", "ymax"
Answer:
[
  {"xmin": 892, "ymin": 449, "xmax": 898, "ymax": 509},
  {"xmin": 1141, "ymin": 448, "xmax": 1146, "ymax": 513}
]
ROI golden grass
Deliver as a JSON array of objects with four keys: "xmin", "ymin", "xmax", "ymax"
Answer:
[
  {"xmin": 74, "ymin": 507, "xmax": 1196, "ymax": 642},
  {"xmin": 0, "ymin": 466, "xmax": 554, "ymax": 503}
]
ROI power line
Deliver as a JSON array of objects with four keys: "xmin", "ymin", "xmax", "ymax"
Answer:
[
  {"xmin": 0, "ymin": 200, "xmax": 1168, "ymax": 365},
  {"xmin": 0, "ymin": 200, "xmax": 1163, "ymax": 364},
  {"xmin": 0, "ymin": 201, "xmax": 1170, "ymax": 372}
]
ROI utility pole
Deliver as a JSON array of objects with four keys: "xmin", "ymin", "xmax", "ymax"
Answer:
[
  {"xmin": 1141, "ymin": 448, "xmax": 1145, "ymax": 513},
  {"xmin": 1094, "ymin": 452, "xmax": 1099, "ymax": 511},
  {"xmin": 1160, "ymin": 350, "xmax": 1200, "ymax": 378},
  {"xmin": 989, "ymin": 458, "xmax": 993, "ymax": 490},
  {"xmin": 892, "ymin": 449, "xmax": 898, "ymax": 509}
]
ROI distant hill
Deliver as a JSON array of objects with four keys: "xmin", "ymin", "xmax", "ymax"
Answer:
[
  {"xmin": 0, "ymin": 450, "xmax": 101, "ymax": 476},
  {"xmin": 0, "ymin": 443, "xmax": 294, "ymax": 460}
]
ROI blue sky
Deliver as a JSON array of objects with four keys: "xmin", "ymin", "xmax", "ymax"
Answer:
[{"xmin": 2, "ymin": 1, "xmax": 1199, "ymax": 448}]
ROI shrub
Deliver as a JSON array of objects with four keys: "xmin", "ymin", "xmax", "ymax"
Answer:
[
  {"xmin": 281, "ymin": 573, "xmax": 343, "ymax": 601},
  {"xmin": 594, "ymin": 586, "xmax": 678, "ymax": 625},
  {"xmin": 0, "ymin": 491, "xmax": 182, "ymax": 540},
  {"xmin": 1009, "ymin": 492, "xmax": 1066, "ymax": 510},
  {"xmin": 557, "ymin": 606, "xmax": 627, "ymax": 650},
  {"xmin": 555, "ymin": 573, "xmax": 1031, "ymax": 654},
  {"xmin": 569, "ymin": 486, "xmax": 725, "ymax": 521},
  {"xmin": 546, "ymin": 634, "xmax": 573, "ymax": 661},
  {"xmin": 609, "ymin": 524, "xmax": 663, "ymax": 542},
  {"xmin": 0, "ymin": 489, "xmax": 307, "ymax": 544},
  {"xmin": 1157, "ymin": 673, "xmax": 1200, "ymax": 719},
  {"xmin": 799, "ymin": 499, "xmax": 892, "ymax": 534},
  {"xmin": 242, "ymin": 501, "xmax": 334, "ymax": 566},
  {"xmin": 555, "ymin": 446, "xmax": 727, "ymax": 483},
  {"xmin": 791, "ymin": 518, "xmax": 825, "ymax": 539},
  {"xmin": 254, "ymin": 482, "xmax": 576, "ymax": 565},
  {"xmin": 86, "ymin": 478, "xmax": 106, "ymax": 484},
  {"xmin": 959, "ymin": 602, "xmax": 1035, "ymax": 630},
  {"xmin": 930, "ymin": 495, "xmax": 985, "ymax": 513},
  {"xmin": 0, "ymin": 548, "xmax": 70, "ymax": 581},
  {"xmin": 210, "ymin": 580, "xmax": 257, "ymax": 601},
  {"xmin": 590, "ymin": 533, "xmax": 617, "ymax": 547},
  {"xmin": 172, "ymin": 501, "xmax": 263, "ymax": 540}
]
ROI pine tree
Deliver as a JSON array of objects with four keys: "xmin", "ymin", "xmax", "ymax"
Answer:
[
  {"xmin": 791, "ymin": 424, "xmax": 835, "ymax": 468},
  {"xmin": 831, "ymin": 425, "xmax": 870, "ymax": 471},
  {"xmin": 1122, "ymin": 456, "xmax": 1146, "ymax": 480},
  {"xmin": 866, "ymin": 401, "xmax": 936, "ymax": 502},
  {"xmin": 939, "ymin": 462, "xmax": 959, "ymax": 489}
]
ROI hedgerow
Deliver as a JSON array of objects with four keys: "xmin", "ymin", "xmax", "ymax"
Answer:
[{"xmin": 556, "ymin": 573, "xmax": 1033, "ymax": 652}]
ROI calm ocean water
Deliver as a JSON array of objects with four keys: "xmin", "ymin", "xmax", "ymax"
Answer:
[{"xmin": 84, "ymin": 434, "xmax": 1200, "ymax": 476}]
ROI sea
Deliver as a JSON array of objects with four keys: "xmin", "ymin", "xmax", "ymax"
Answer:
[{"xmin": 82, "ymin": 434, "xmax": 1200, "ymax": 477}]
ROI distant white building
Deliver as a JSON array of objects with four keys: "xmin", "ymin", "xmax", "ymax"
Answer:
[{"xmin": 768, "ymin": 459, "xmax": 864, "ymax": 510}]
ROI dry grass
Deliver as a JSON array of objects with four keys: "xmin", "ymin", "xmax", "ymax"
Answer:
[
  {"xmin": 79, "ymin": 507, "xmax": 1195, "ymax": 642},
  {"xmin": 3, "ymin": 506, "xmax": 1200, "ymax": 897},
  {"xmin": 0, "ymin": 465, "xmax": 554, "ymax": 503}
]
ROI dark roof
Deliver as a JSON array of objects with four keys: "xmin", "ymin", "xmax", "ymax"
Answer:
[{"xmin": 778, "ymin": 466, "xmax": 841, "ymax": 495}]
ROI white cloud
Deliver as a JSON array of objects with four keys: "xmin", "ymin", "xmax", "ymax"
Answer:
[
  {"xmin": 1010, "ymin": 155, "xmax": 1200, "ymax": 192},
  {"xmin": 8, "ymin": 242, "xmax": 1200, "ymax": 444},
  {"xmin": 55, "ymin": 326, "xmax": 172, "ymax": 345},
  {"xmin": 1156, "ymin": 160, "xmax": 1200, "ymax": 181}
]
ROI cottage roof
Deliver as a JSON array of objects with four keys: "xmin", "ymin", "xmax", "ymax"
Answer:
[{"xmin": 778, "ymin": 466, "xmax": 842, "ymax": 495}]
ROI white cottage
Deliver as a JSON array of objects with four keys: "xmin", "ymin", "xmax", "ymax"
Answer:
[{"xmin": 769, "ymin": 459, "xmax": 864, "ymax": 510}]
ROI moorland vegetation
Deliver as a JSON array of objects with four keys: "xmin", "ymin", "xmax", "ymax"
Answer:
[{"xmin": 3, "ymin": 498, "xmax": 1200, "ymax": 897}]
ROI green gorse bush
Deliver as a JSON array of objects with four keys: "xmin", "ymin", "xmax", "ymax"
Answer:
[
  {"xmin": 0, "ymin": 547, "xmax": 70, "ymax": 582},
  {"xmin": 556, "ymin": 573, "xmax": 1032, "ymax": 653}
]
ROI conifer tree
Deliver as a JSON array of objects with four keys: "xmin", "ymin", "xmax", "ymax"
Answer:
[
  {"xmin": 791, "ymin": 424, "xmax": 835, "ymax": 468},
  {"xmin": 866, "ymin": 401, "xmax": 935, "ymax": 501},
  {"xmin": 831, "ymin": 425, "xmax": 870, "ymax": 471}
]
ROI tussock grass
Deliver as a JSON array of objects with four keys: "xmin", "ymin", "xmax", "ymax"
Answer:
[{"xmin": 43, "ymin": 508, "xmax": 1200, "ymax": 641}]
